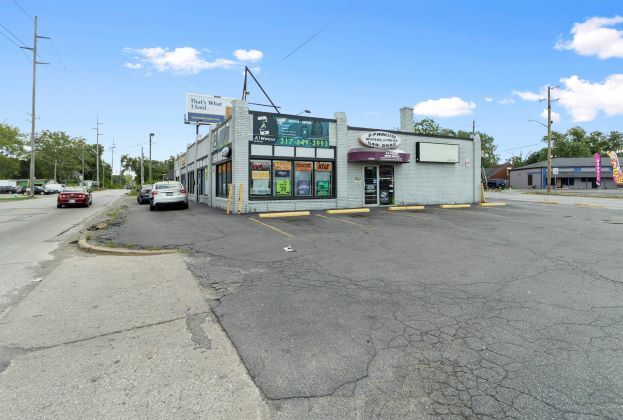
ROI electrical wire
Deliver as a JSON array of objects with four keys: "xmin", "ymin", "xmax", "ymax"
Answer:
[
  {"xmin": 12, "ymin": 0, "xmax": 34, "ymax": 23},
  {"xmin": 49, "ymin": 38, "xmax": 67, "ymax": 70},
  {"xmin": 0, "ymin": 22, "xmax": 28, "ymax": 47}
]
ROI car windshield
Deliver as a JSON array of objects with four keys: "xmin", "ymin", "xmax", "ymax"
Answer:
[
  {"xmin": 142, "ymin": 185, "xmax": 152, "ymax": 190},
  {"xmin": 62, "ymin": 188, "xmax": 85, "ymax": 193},
  {"xmin": 156, "ymin": 183, "xmax": 180, "ymax": 190}
]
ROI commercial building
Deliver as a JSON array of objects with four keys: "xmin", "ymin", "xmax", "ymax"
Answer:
[
  {"xmin": 509, "ymin": 157, "xmax": 620, "ymax": 189},
  {"xmin": 174, "ymin": 100, "xmax": 482, "ymax": 213}
]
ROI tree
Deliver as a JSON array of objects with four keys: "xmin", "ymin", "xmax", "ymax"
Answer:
[
  {"xmin": 0, "ymin": 123, "xmax": 25, "ymax": 178},
  {"xmin": 412, "ymin": 117, "xmax": 500, "ymax": 168}
]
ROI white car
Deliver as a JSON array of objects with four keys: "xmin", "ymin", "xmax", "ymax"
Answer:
[{"xmin": 149, "ymin": 181, "xmax": 188, "ymax": 211}]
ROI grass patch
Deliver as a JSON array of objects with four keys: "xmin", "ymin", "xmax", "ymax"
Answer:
[
  {"xmin": 0, "ymin": 195, "xmax": 36, "ymax": 201},
  {"xmin": 127, "ymin": 190, "xmax": 138, "ymax": 197}
]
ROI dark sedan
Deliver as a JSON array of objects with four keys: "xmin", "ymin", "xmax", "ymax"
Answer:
[
  {"xmin": 137, "ymin": 184, "xmax": 152, "ymax": 204},
  {"xmin": 57, "ymin": 186, "xmax": 92, "ymax": 208}
]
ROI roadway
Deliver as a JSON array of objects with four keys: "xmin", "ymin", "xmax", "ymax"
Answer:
[{"xmin": 0, "ymin": 190, "xmax": 125, "ymax": 317}]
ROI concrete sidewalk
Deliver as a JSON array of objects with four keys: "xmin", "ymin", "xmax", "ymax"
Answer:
[{"xmin": 0, "ymin": 250, "xmax": 267, "ymax": 419}]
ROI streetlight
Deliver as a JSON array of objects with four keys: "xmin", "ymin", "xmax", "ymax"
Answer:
[
  {"xmin": 149, "ymin": 132, "xmax": 154, "ymax": 181},
  {"xmin": 296, "ymin": 110, "xmax": 311, "ymax": 116},
  {"xmin": 527, "ymin": 119, "xmax": 547, "ymax": 128}
]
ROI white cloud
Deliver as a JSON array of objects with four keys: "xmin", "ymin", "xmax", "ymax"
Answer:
[
  {"xmin": 124, "ymin": 62, "xmax": 142, "ymax": 70},
  {"xmin": 555, "ymin": 16, "xmax": 623, "ymax": 59},
  {"xmin": 558, "ymin": 74, "xmax": 623, "ymax": 122},
  {"xmin": 540, "ymin": 108, "xmax": 561, "ymax": 123},
  {"xmin": 233, "ymin": 49, "xmax": 263, "ymax": 62},
  {"xmin": 412, "ymin": 97, "xmax": 475, "ymax": 117},
  {"xmin": 484, "ymin": 97, "xmax": 494, "ymax": 102},
  {"xmin": 499, "ymin": 97, "xmax": 515, "ymax": 105},
  {"xmin": 512, "ymin": 89, "xmax": 543, "ymax": 101},
  {"xmin": 123, "ymin": 47, "xmax": 237, "ymax": 74}
]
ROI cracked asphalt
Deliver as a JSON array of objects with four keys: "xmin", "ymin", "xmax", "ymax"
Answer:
[{"xmin": 107, "ymin": 196, "xmax": 623, "ymax": 418}]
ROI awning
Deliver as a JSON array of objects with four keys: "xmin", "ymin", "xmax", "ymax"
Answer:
[{"xmin": 347, "ymin": 147, "xmax": 410, "ymax": 163}]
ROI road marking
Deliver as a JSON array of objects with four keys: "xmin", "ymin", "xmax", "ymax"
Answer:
[
  {"xmin": 381, "ymin": 210, "xmax": 436, "ymax": 221},
  {"xmin": 467, "ymin": 210, "xmax": 508, "ymax": 218},
  {"xmin": 538, "ymin": 201, "xmax": 559, "ymax": 205},
  {"xmin": 315, "ymin": 213, "xmax": 372, "ymax": 229},
  {"xmin": 249, "ymin": 217, "xmax": 293, "ymax": 238},
  {"xmin": 575, "ymin": 202, "xmax": 606, "ymax": 209}
]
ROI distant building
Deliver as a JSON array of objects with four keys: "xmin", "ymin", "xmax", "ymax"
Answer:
[{"xmin": 509, "ymin": 157, "xmax": 619, "ymax": 189}]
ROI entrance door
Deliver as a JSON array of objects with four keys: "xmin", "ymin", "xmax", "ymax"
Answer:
[
  {"xmin": 378, "ymin": 165, "xmax": 394, "ymax": 205},
  {"xmin": 364, "ymin": 166, "xmax": 378, "ymax": 205}
]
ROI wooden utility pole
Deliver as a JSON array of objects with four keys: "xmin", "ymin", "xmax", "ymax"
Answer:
[
  {"xmin": 110, "ymin": 139, "xmax": 116, "ymax": 186},
  {"xmin": 547, "ymin": 87, "xmax": 552, "ymax": 193},
  {"xmin": 149, "ymin": 132, "xmax": 154, "ymax": 181},
  {"xmin": 21, "ymin": 16, "xmax": 49, "ymax": 195},
  {"xmin": 93, "ymin": 115, "xmax": 103, "ymax": 188}
]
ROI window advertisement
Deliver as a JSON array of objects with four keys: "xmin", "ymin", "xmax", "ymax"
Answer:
[
  {"xmin": 250, "ymin": 160, "xmax": 272, "ymax": 196},
  {"xmin": 252, "ymin": 113, "xmax": 330, "ymax": 148},
  {"xmin": 315, "ymin": 162, "xmax": 332, "ymax": 197},
  {"xmin": 295, "ymin": 162, "xmax": 313, "ymax": 196},
  {"xmin": 273, "ymin": 161, "xmax": 292, "ymax": 196},
  {"xmin": 213, "ymin": 121, "xmax": 230, "ymax": 151}
]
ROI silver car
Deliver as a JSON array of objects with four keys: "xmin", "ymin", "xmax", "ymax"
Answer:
[{"xmin": 149, "ymin": 181, "xmax": 188, "ymax": 211}]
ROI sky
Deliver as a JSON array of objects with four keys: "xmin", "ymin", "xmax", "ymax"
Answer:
[{"xmin": 1, "ymin": 0, "xmax": 623, "ymax": 170}]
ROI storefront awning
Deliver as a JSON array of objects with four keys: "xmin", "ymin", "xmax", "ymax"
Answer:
[{"xmin": 347, "ymin": 147, "xmax": 410, "ymax": 163}]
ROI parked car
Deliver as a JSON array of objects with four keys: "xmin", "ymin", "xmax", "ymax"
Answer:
[
  {"xmin": 57, "ymin": 186, "xmax": 92, "ymax": 208},
  {"xmin": 487, "ymin": 179, "xmax": 506, "ymax": 190},
  {"xmin": 137, "ymin": 184, "xmax": 152, "ymax": 205},
  {"xmin": 0, "ymin": 185, "xmax": 17, "ymax": 194},
  {"xmin": 15, "ymin": 185, "xmax": 27, "ymax": 194},
  {"xmin": 34, "ymin": 186, "xmax": 46, "ymax": 195},
  {"xmin": 45, "ymin": 183, "xmax": 66, "ymax": 194},
  {"xmin": 149, "ymin": 181, "xmax": 188, "ymax": 211}
]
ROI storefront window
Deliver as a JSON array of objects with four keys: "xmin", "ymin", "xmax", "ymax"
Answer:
[
  {"xmin": 273, "ymin": 161, "xmax": 292, "ymax": 197},
  {"xmin": 216, "ymin": 162, "xmax": 231, "ymax": 198},
  {"xmin": 314, "ymin": 162, "xmax": 332, "ymax": 197},
  {"xmin": 294, "ymin": 162, "xmax": 312, "ymax": 196},
  {"xmin": 250, "ymin": 160, "xmax": 271, "ymax": 196}
]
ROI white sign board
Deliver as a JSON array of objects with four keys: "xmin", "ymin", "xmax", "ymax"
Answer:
[
  {"xmin": 358, "ymin": 131, "xmax": 401, "ymax": 149},
  {"xmin": 185, "ymin": 94, "xmax": 235, "ymax": 125},
  {"xmin": 552, "ymin": 167, "xmax": 559, "ymax": 175},
  {"xmin": 416, "ymin": 142, "xmax": 459, "ymax": 163}
]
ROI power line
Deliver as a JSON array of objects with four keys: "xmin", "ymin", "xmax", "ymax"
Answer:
[
  {"xmin": 12, "ymin": 0, "xmax": 34, "ymax": 23},
  {"xmin": 49, "ymin": 38, "xmax": 67, "ymax": 70},
  {"xmin": 280, "ymin": 0, "xmax": 359, "ymax": 62},
  {"xmin": 0, "ymin": 27, "xmax": 24, "ymax": 48},
  {"xmin": 0, "ymin": 22, "xmax": 28, "ymax": 47}
]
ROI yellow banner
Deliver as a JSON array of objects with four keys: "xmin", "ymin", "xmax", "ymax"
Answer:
[
  {"xmin": 252, "ymin": 170, "xmax": 270, "ymax": 179},
  {"xmin": 274, "ymin": 161, "xmax": 291, "ymax": 171}
]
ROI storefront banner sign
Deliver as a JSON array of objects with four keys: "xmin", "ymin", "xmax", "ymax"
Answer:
[
  {"xmin": 185, "ymin": 94, "xmax": 234, "ymax": 124},
  {"xmin": 347, "ymin": 148, "xmax": 410, "ymax": 163},
  {"xmin": 296, "ymin": 162, "xmax": 313, "ymax": 171},
  {"xmin": 358, "ymin": 131, "xmax": 401, "ymax": 149},
  {"xmin": 275, "ymin": 170, "xmax": 290, "ymax": 178},
  {"xmin": 252, "ymin": 170, "xmax": 269, "ymax": 179},
  {"xmin": 316, "ymin": 181, "xmax": 330, "ymax": 196},
  {"xmin": 252, "ymin": 113, "xmax": 330, "ymax": 148},
  {"xmin": 297, "ymin": 180, "xmax": 311, "ymax": 195},
  {"xmin": 594, "ymin": 153, "xmax": 601, "ymax": 187},
  {"xmin": 607, "ymin": 151, "xmax": 623, "ymax": 185},
  {"xmin": 274, "ymin": 161, "xmax": 291, "ymax": 171},
  {"xmin": 276, "ymin": 179, "xmax": 291, "ymax": 195},
  {"xmin": 315, "ymin": 162, "xmax": 332, "ymax": 171}
]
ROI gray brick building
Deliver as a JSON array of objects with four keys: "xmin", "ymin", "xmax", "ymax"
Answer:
[{"xmin": 175, "ymin": 100, "xmax": 482, "ymax": 213}]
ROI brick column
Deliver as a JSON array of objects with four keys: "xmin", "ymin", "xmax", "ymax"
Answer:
[
  {"xmin": 231, "ymin": 100, "xmax": 252, "ymax": 213},
  {"xmin": 334, "ymin": 111, "xmax": 348, "ymax": 208},
  {"xmin": 472, "ymin": 133, "xmax": 482, "ymax": 203},
  {"xmin": 400, "ymin": 107, "xmax": 414, "ymax": 132}
]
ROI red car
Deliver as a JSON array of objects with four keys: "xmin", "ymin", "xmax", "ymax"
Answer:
[{"xmin": 57, "ymin": 186, "xmax": 92, "ymax": 208}]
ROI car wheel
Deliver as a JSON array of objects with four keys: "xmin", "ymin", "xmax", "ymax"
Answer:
[
  {"xmin": 149, "ymin": 204, "xmax": 155, "ymax": 211},
  {"xmin": 57, "ymin": 203, "xmax": 62, "ymax": 208},
  {"xmin": 182, "ymin": 203, "xmax": 189, "ymax": 209}
]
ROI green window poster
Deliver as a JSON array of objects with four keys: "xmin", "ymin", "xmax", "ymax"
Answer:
[
  {"xmin": 316, "ymin": 180, "xmax": 330, "ymax": 196},
  {"xmin": 276, "ymin": 179, "xmax": 291, "ymax": 195}
]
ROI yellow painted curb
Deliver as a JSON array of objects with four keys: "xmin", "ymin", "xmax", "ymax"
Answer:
[
  {"xmin": 575, "ymin": 202, "xmax": 605, "ymax": 209},
  {"xmin": 479, "ymin": 202, "xmax": 507, "ymax": 207},
  {"xmin": 259, "ymin": 211, "xmax": 310, "ymax": 219},
  {"xmin": 439, "ymin": 204, "xmax": 471, "ymax": 209},
  {"xmin": 538, "ymin": 201, "xmax": 559, "ymax": 205},
  {"xmin": 326, "ymin": 208, "xmax": 370, "ymax": 215},
  {"xmin": 388, "ymin": 206, "xmax": 425, "ymax": 211}
]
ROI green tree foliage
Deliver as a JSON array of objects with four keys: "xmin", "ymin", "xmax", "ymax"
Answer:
[
  {"xmin": 120, "ymin": 153, "xmax": 174, "ymax": 185},
  {"xmin": 0, "ymin": 123, "xmax": 25, "ymax": 178},
  {"xmin": 510, "ymin": 127, "xmax": 623, "ymax": 167},
  {"xmin": 412, "ymin": 117, "xmax": 500, "ymax": 168}
]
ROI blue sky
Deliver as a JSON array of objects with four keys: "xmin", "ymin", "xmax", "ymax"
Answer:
[{"xmin": 1, "ymin": 0, "xmax": 622, "ymax": 167}]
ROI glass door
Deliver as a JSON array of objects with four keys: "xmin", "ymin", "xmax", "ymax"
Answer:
[
  {"xmin": 364, "ymin": 165, "xmax": 378, "ymax": 205},
  {"xmin": 379, "ymin": 165, "xmax": 394, "ymax": 205}
]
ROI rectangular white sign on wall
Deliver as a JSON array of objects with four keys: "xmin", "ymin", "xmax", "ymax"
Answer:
[
  {"xmin": 185, "ymin": 94, "xmax": 235, "ymax": 124},
  {"xmin": 416, "ymin": 142, "xmax": 459, "ymax": 163}
]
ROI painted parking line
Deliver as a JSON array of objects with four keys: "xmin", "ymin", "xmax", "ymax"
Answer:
[
  {"xmin": 575, "ymin": 202, "xmax": 606, "ymax": 209},
  {"xmin": 465, "ymin": 210, "xmax": 509, "ymax": 218},
  {"xmin": 381, "ymin": 210, "xmax": 437, "ymax": 221},
  {"xmin": 315, "ymin": 213, "xmax": 372, "ymax": 229},
  {"xmin": 248, "ymin": 217, "xmax": 293, "ymax": 238}
]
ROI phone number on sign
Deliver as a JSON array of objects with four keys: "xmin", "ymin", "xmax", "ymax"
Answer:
[{"xmin": 275, "ymin": 138, "xmax": 329, "ymax": 148}]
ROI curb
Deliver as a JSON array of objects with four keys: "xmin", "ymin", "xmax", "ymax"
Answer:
[
  {"xmin": 326, "ymin": 208, "xmax": 370, "ymax": 215},
  {"xmin": 77, "ymin": 235, "xmax": 178, "ymax": 256},
  {"xmin": 439, "ymin": 204, "xmax": 471, "ymax": 209},
  {"xmin": 258, "ymin": 211, "xmax": 310, "ymax": 219},
  {"xmin": 388, "ymin": 205, "xmax": 425, "ymax": 211},
  {"xmin": 480, "ymin": 202, "xmax": 507, "ymax": 207}
]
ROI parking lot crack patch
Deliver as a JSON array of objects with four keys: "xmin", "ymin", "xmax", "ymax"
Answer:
[{"xmin": 185, "ymin": 311, "xmax": 212, "ymax": 350}]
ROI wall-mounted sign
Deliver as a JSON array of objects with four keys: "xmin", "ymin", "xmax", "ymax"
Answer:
[
  {"xmin": 252, "ymin": 113, "xmax": 330, "ymax": 148},
  {"xmin": 185, "ymin": 94, "xmax": 235, "ymax": 125},
  {"xmin": 358, "ymin": 132, "xmax": 401, "ymax": 149},
  {"xmin": 295, "ymin": 162, "xmax": 313, "ymax": 171},
  {"xmin": 212, "ymin": 145, "xmax": 231, "ymax": 163},
  {"xmin": 315, "ymin": 162, "xmax": 332, "ymax": 171},
  {"xmin": 416, "ymin": 142, "xmax": 459, "ymax": 163}
]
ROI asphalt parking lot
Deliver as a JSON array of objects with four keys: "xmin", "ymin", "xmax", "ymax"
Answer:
[{"xmin": 105, "ymin": 196, "xmax": 623, "ymax": 418}]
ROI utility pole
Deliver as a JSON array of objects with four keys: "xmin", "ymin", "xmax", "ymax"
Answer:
[
  {"xmin": 93, "ymin": 115, "xmax": 103, "ymax": 188},
  {"xmin": 110, "ymin": 139, "xmax": 116, "ymax": 186},
  {"xmin": 140, "ymin": 147, "xmax": 145, "ymax": 186},
  {"xmin": 53, "ymin": 159, "xmax": 57, "ymax": 181},
  {"xmin": 81, "ymin": 144, "xmax": 85, "ymax": 181},
  {"xmin": 547, "ymin": 87, "xmax": 552, "ymax": 193},
  {"xmin": 472, "ymin": 120, "xmax": 476, "ymax": 135},
  {"xmin": 21, "ymin": 16, "xmax": 49, "ymax": 196},
  {"xmin": 149, "ymin": 132, "xmax": 155, "ymax": 181}
]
